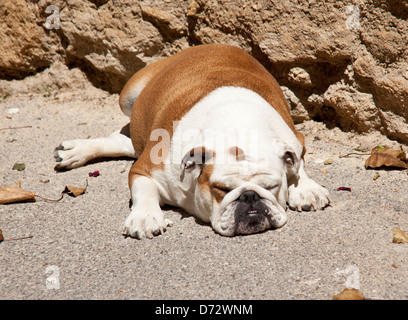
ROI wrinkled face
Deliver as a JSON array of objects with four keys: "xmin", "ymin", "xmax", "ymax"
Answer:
[
  {"xmin": 181, "ymin": 139, "xmax": 299, "ymax": 236},
  {"xmin": 208, "ymin": 163, "xmax": 289, "ymax": 236}
]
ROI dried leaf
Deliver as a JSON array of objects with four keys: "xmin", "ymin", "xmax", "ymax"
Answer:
[
  {"xmin": 0, "ymin": 180, "xmax": 88, "ymax": 204},
  {"xmin": 324, "ymin": 158, "xmax": 334, "ymax": 165},
  {"xmin": 393, "ymin": 227, "xmax": 408, "ymax": 244},
  {"xmin": 0, "ymin": 229, "xmax": 3, "ymax": 242},
  {"xmin": 63, "ymin": 180, "xmax": 88, "ymax": 197},
  {"xmin": 365, "ymin": 145, "xmax": 407, "ymax": 169},
  {"xmin": 63, "ymin": 186, "xmax": 86, "ymax": 197},
  {"xmin": 332, "ymin": 288, "xmax": 365, "ymax": 300},
  {"xmin": 0, "ymin": 182, "xmax": 36, "ymax": 204},
  {"xmin": 12, "ymin": 162, "xmax": 26, "ymax": 171},
  {"xmin": 337, "ymin": 187, "xmax": 351, "ymax": 192}
]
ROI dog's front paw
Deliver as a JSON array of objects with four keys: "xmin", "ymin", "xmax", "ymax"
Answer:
[
  {"xmin": 54, "ymin": 139, "xmax": 93, "ymax": 169},
  {"xmin": 122, "ymin": 207, "xmax": 173, "ymax": 239},
  {"xmin": 288, "ymin": 178, "xmax": 331, "ymax": 212}
]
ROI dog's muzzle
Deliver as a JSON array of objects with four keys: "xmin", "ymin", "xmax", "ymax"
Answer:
[{"xmin": 234, "ymin": 190, "xmax": 277, "ymax": 235}]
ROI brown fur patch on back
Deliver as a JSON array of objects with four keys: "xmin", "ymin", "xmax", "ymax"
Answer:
[{"xmin": 197, "ymin": 163, "xmax": 213, "ymax": 197}]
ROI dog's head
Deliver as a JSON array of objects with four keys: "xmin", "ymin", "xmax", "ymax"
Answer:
[{"xmin": 180, "ymin": 139, "xmax": 300, "ymax": 236}]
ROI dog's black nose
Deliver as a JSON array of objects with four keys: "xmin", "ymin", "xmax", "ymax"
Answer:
[{"xmin": 239, "ymin": 190, "xmax": 260, "ymax": 203}]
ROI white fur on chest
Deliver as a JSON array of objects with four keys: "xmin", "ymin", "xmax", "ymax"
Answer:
[{"xmin": 151, "ymin": 86, "xmax": 301, "ymax": 219}]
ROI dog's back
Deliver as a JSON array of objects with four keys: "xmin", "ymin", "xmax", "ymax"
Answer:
[{"xmin": 119, "ymin": 44, "xmax": 303, "ymax": 158}]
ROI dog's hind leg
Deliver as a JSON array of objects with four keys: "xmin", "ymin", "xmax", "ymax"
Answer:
[{"xmin": 54, "ymin": 123, "xmax": 137, "ymax": 170}]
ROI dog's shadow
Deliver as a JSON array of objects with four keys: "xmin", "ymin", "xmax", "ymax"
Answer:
[
  {"xmin": 55, "ymin": 157, "xmax": 210, "ymax": 230},
  {"xmin": 127, "ymin": 198, "xmax": 211, "ymax": 228},
  {"xmin": 164, "ymin": 205, "xmax": 210, "ymax": 227}
]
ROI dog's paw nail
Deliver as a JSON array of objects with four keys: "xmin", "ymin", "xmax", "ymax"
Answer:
[{"xmin": 153, "ymin": 227, "xmax": 165, "ymax": 236}]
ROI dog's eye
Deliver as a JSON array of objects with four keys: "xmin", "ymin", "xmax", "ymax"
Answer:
[
  {"xmin": 212, "ymin": 184, "xmax": 231, "ymax": 194},
  {"xmin": 265, "ymin": 184, "xmax": 279, "ymax": 191}
]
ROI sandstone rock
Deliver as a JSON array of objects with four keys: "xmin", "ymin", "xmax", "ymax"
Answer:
[
  {"xmin": 0, "ymin": 0, "xmax": 407, "ymax": 143},
  {"xmin": 281, "ymin": 86, "xmax": 309, "ymax": 123},
  {"xmin": 140, "ymin": 5, "xmax": 187, "ymax": 39},
  {"xmin": 0, "ymin": 61, "xmax": 108, "ymax": 102},
  {"xmin": 288, "ymin": 67, "xmax": 313, "ymax": 87},
  {"xmin": 323, "ymin": 82, "xmax": 380, "ymax": 132},
  {"xmin": 0, "ymin": 0, "xmax": 61, "ymax": 79}
]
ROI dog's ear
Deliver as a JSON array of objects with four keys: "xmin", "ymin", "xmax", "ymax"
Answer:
[
  {"xmin": 282, "ymin": 146, "xmax": 299, "ymax": 178},
  {"xmin": 180, "ymin": 146, "xmax": 214, "ymax": 181}
]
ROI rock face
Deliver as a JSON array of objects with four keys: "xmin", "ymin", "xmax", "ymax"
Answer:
[{"xmin": 1, "ymin": 0, "xmax": 407, "ymax": 143}]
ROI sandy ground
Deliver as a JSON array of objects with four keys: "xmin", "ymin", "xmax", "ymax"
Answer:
[{"xmin": 1, "ymin": 81, "xmax": 408, "ymax": 300}]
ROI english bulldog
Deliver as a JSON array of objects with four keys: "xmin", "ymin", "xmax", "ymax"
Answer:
[{"xmin": 55, "ymin": 44, "xmax": 330, "ymax": 239}]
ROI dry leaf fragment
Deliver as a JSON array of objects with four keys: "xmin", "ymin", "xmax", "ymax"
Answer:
[
  {"xmin": 365, "ymin": 145, "xmax": 407, "ymax": 169},
  {"xmin": 324, "ymin": 158, "xmax": 334, "ymax": 165},
  {"xmin": 63, "ymin": 179, "xmax": 88, "ymax": 197},
  {"xmin": 63, "ymin": 186, "xmax": 86, "ymax": 197},
  {"xmin": 0, "ymin": 180, "xmax": 88, "ymax": 204},
  {"xmin": 12, "ymin": 162, "xmax": 26, "ymax": 171},
  {"xmin": 332, "ymin": 288, "xmax": 365, "ymax": 300},
  {"xmin": 0, "ymin": 229, "xmax": 3, "ymax": 242},
  {"xmin": 0, "ymin": 182, "xmax": 36, "ymax": 204},
  {"xmin": 337, "ymin": 187, "xmax": 351, "ymax": 192},
  {"xmin": 393, "ymin": 227, "xmax": 408, "ymax": 244}
]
